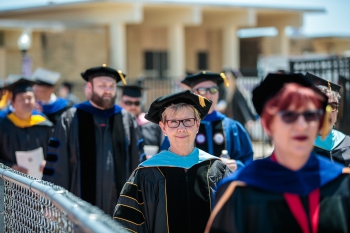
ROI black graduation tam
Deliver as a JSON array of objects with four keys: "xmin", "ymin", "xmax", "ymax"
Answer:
[
  {"xmin": 4, "ymin": 75, "xmax": 35, "ymax": 96},
  {"xmin": 181, "ymin": 71, "xmax": 229, "ymax": 88},
  {"xmin": 81, "ymin": 65, "xmax": 127, "ymax": 85},
  {"xmin": 119, "ymin": 84, "xmax": 148, "ymax": 98},
  {"xmin": 305, "ymin": 72, "xmax": 341, "ymax": 92},
  {"xmin": 145, "ymin": 90, "xmax": 212, "ymax": 124},
  {"xmin": 252, "ymin": 73, "xmax": 328, "ymax": 116}
]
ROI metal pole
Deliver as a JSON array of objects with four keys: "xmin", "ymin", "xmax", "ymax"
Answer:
[{"xmin": 0, "ymin": 169, "xmax": 5, "ymax": 233}]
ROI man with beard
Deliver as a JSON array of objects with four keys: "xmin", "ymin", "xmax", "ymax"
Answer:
[
  {"xmin": 118, "ymin": 84, "xmax": 165, "ymax": 160},
  {"xmin": 43, "ymin": 65, "xmax": 140, "ymax": 216}
]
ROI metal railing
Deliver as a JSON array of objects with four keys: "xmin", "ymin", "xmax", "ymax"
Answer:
[{"xmin": 0, "ymin": 164, "xmax": 127, "ymax": 233}]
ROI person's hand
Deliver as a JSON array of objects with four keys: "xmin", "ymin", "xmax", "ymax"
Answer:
[
  {"xmin": 11, "ymin": 164, "xmax": 28, "ymax": 174},
  {"xmin": 220, "ymin": 158, "xmax": 237, "ymax": 172},
  {"xmin": 40, "ymin": 160, "xmax": 46, "ymax": 173}
]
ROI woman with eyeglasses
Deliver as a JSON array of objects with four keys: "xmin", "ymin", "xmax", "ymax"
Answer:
[
  {"xmin": 114, "ymin": 90, "xmax": 231, "ymax": 233},
  {"xmin": 180, "ymin": 71, "xmax": 253, "ymax": 171},
  {"xmin": 306, "ymin": 73, "xmax": 350, "ymax": 167},
  {"xmin": 205, "ymin": 73, "xmax": 350, "ymax": 233}
]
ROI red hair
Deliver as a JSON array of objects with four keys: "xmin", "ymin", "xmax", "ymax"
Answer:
[{"xmin": 261, "ymin": 83, "xmax": 325, "ymax": 131}]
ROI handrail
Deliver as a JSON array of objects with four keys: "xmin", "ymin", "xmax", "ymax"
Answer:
[{"xmin": 0, "ymin": 163, "xmax": 126, "ymax": 233}]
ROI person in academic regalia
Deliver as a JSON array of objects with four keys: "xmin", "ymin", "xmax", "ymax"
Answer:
[
  {"xmin": 206, "ymin": 73, "xmax": 350, "ymax": 233},
  {"xmin": 306, "ymin": 73, "xmax": 350, "ymax": 166},
  {"xmin": 113, "ymin": 90, "xmax": 231, "ymax": 233},
  {"xmin": 0, "ymin": 75, "xmax": 46, "ymax": 119},
  {"xmin": 43, "ymin": 65, "xmax": 140, "ymax": 216},
  {"xmin": 222, "ymin": 69, "xmax": 256, "ymax": 129},
  {"xmin": 58, "ymin": 81, "xmax": 80, "ymax": 105},
  {"xmin": 338, "ymin": 75, "xmax": 350, "ymax": 135},
  {"xmin": 32, "ymin": 67, "xmax": 73, "ymax": 125},
  {"xmin": 118, "ymin": 84, "xmax": 165, "ymax": 160},
  {"xmin": 0, "ymin": 75, "xmax": 53, "ymax": 174},
  {"xmin": 181, "ymin": 71, "xmax": 253, "ymax": 171}
]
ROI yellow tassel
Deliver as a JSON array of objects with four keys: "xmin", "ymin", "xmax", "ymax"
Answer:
[
  {"xmin": 102, "ymin": 63, "xmax": 107, "ymax": 67},
  {"xmin": 118, "ymin": 70, "xmax": 127, "ymax": 86},
  {"xmin": 321, "ymin": 105, "xmax": 332, "ymax": 139},
  {"xmin": 197, "ymin": 95, "xmax": 206, "ymax": 108},
  {"xmin": 220, "ymin": 72, "xmax": 229, "ymax": 87},
  {"xmin": 0, "ymin": 90, "xmax": 10, "ymax": 109}
]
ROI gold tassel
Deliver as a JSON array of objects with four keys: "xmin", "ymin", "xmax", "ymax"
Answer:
[
  {"xmin": 321, "ymin": 105, "xmax": 332, "ymax": 139},
  {"xmin": 197, "ymin": 94, "xmax": 206, "ymax": 108},
  {"xmin": 118, "ymin": 70, "xmax": 127, "ymax": 86},
  {"xmin": 327, "ymin": 81, "xmax": 332, "ymax": 91},
  {"xmin": 220, "ymin": 72, "xmax": 229, "ymax": 87},
  {"xmin": 0, "ymin": 90, "xmax": 10, "ymax": 109}
]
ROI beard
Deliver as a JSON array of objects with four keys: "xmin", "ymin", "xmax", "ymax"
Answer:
[{"xmin": 90, "ymin": 91, "xmax": 116, "ymax": 109}]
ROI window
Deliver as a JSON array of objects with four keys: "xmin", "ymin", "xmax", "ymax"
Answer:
[
  {"xmin": 197, "ymin": 52, "xmax": 208, "ymax": 70},
  {"xmin": 144, "ymin": 51, "xmax": 168, "ymax": 79}
]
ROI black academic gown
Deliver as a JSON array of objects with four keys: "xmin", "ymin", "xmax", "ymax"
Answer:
[
  {"xmin": 140, "ymin": 121, "xmax": 164, "ymax": 149},
  {"xmin": 314, "ymin": 134, "xmax": 350, "ymax": 167},
  {"xmin": 0, "ymin": 113, "xmax": 53, "ymax": 168},
  {"xmin": 43, "ymin": 101, "xmax": 140, "ymax": 215},
  {"xmin": 230, "ymin": 88, "xmax": 256, "ymax": 126},
  {"xmin": 41, "ymin": 97, "xmax": 73, "ymax": 125},
  {"xmin": 207, "ymin": 153, "xmax": 350, "ymax": 233},
  {"xmin": 114, "ymin": 148, "xmax": 231, "ymax": 233}
]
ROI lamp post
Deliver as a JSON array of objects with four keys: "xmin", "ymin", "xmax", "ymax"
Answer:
[{"xmin": 17, "ymin": 30, "xmax": 32, "ymax": 76}]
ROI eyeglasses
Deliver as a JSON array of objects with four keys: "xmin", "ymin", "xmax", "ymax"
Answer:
[
  {"xmin": 165, "ymin": 118, "xmax": 197, "ymax": 128},
  {"xmin": 194, "ymin": 86, "xmax": 218, "ymax": 95},
  {"xmin": 278, "ymin": 110, "xmax": 323, "ymax": 124},
  {"xmin": 123, "ymin": 100, "xmax": 140, "ymax": 106},
  {"xmin": 328, "ymin": 102, "xmax": 339, "ymax": 112}
]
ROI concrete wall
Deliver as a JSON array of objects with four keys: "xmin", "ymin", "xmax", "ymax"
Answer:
[{"xmin": 126, "ymin": 25, "xmax": 168, "ymax": 80}]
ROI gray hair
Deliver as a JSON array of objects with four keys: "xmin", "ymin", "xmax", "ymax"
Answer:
[
  {"xmin": 317, "ymin": 85, "xmax": 341, "ymax": 103},
  {"xmin": 161, "ymin": 103, "xmax": 200, "ymax": 122}
]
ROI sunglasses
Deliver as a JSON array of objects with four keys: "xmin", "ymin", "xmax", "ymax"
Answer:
[
  {"xmin": 194, "ymin": 86, "xmax": 218, "ymax": 95},
  {"xmin": 278, "ymin": 110, "xmax": 323, "ymax": 124},
  {"xmin": 328, "ymin": 102, "xmax": 339, "ymax": 112},
  {"xmin": 123, "ymin": 100, "xmax": 140, "ymax": 106},
  {"xmin": 165, "ymin": 118, "xmax": 197, "ymax": 128}
]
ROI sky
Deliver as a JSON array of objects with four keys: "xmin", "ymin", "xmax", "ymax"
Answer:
[{"xmin": 0, "ymin": 0, "xmax": 349, "ymax": 37}]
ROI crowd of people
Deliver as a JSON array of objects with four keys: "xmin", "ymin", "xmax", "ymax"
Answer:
[{"xmin": 0, "ymin": 64, "xmax": 349, "ymax": 232}]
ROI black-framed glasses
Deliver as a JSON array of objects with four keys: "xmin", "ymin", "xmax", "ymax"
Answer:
[
  {"xmin": 123, "ymin": 100, "xmax": 141, "ymax": 106},
  {"xmin": 278, "ymin": 110, "xmax": 323, "ymax": 124},
  {"xmin": 165, "ymin": 118, "xmax": 197, "ymax": 128},
  {"xmin": 328, "ymin": 102, "xmax": 339, "ymax": 112},
  {"xmin": 194, "ymin": 86, "xmax": 218, "ymax": 95}
]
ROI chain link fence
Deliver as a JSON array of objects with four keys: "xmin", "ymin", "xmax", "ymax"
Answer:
[{"xmin": 0, "ymin": 164, "xmax": 127, "ymax": 233}]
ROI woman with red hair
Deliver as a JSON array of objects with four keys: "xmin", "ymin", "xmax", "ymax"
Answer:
[{"xmin": 205, "ymin": 73, "xmax": 350, "ymax": 233}]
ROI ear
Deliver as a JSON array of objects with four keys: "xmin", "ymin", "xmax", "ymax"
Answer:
[
  {"xmin": 159, "ymin": 121, "xmax": 167, "ymax": 135},
  {"xmin": 86, "ymin": 82, "xmax": 92, "ymax": 91},
  {"xmin": 261, "ymin": 119, "xmax": 272, "ymax": 137}
]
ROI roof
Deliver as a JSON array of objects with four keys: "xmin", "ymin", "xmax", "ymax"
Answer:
[{"xmin": 0, "ymin": 0, "xmax": 325, "ymax": 14}]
